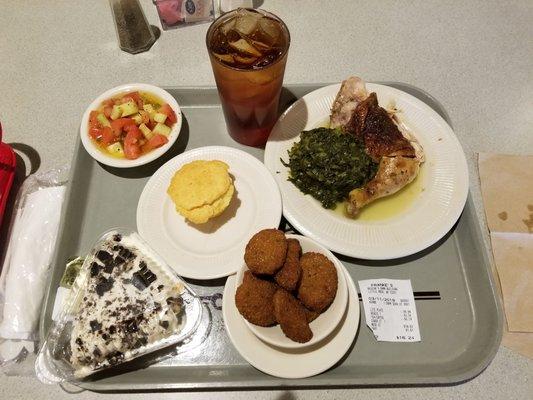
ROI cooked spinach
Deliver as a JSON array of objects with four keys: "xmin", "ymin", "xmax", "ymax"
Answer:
[{"xmin": 281, "ymin": 128, "xmax": 378, "ymax": 209}]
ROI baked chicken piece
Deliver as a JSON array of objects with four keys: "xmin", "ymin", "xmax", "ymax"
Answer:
[
  {"xmin": 330, "ymin": 77, "xmax": 424, "ymax": 216},
  {"xmin": 330, "ymin": 76, "xmax": 369, "ymax": 129}
]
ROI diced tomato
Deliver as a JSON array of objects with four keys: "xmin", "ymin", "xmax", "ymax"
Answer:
[
  {"xmin": 89, "ymin": 127, "xmax": 102, "ymax": 141},
  {"xmin": 142, "ymin": 134, "xmax": 168, "ymax": 153},
  {"xmin": 120, "ymin": 91, "xmax": 143, "ymax": 108},
  {"xmin": 89, "ymin": 110, "xmax": 100, "ymax": 130},
  {"xmin": 149, "ymin": 134, "xmax": 168, "ymax": 148},
  {"xmin": 128, "ymin": 91, "xmax": 143, "ymax": 108},
  {"xmin": 147, "ymin": 120, "xmax": 157, "ymax": 130},
  {"xmin": 111, "ymin": 118, "xmax": 135, "ymax": 136},
  {"xmin": 101, "ymin": 127, "xmax": 116, "ymax": 145},
  {"xmin": 124, "ymin": 124, "xmax": 143, "ymax": 140},
  {"xmin": 103, "ymin": 106, "xmax": 113, "ymax": 118},
  {"xmin": 103, "ymin": 99, "xmax": 115, "ymax": 107},
  {"xmin": 159, "ymin": 103, "xmax": 177, "ymax": 125},
  {"xmin": 124, "ymin": 142, "xmax": 141, "ymax": 159},
  {"xmin": 123, "ymin": 125, "xmax": 143, "ymax": 159}
]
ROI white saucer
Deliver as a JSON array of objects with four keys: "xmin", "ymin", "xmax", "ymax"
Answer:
[
  {"xmin": 137, "ymin": 146, "xmax": 282, "ymax": 280},
  {"xmin": 222, "ymin": 268, "xmax": 360, "ymax": 379}
]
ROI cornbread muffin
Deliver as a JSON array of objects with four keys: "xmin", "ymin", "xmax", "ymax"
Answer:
[{"xmin": 167, "ymin": 160, "xmax": 234, "ymax": 224}]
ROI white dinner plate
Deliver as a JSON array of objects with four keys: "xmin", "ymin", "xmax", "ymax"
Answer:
[
  {"xmin": 235, "ymin": 234, "xmax": 348, "ymax": 349},
  {"xmin": 223, "ymin": 268, "xmax": 360, "ymax": 379},
  {"xmin": 137, "ymin": 146, "xmax": 282, "ymax": 280},
  {"xmin": 264, "ymin": 83, "xmax": 469, "ymax": 259}
]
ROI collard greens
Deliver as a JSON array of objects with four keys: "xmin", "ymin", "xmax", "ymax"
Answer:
[{"xmin": 282, "ymin": 128, "xmax": 378, "ymax": 209}]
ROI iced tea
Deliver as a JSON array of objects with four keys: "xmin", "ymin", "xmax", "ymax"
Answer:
[{"xmin": 206, "ymin": 8, "xmax": 290, "ymax": 147}]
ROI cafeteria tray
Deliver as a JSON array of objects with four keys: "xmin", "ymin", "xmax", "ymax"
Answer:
[{"xmin": 40, "ymin": 84, "xmax": 502, "ymax": 390}]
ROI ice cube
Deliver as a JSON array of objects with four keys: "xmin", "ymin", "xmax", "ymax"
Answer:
[
  {"xmin": 225, "ymin": 28, "xmax": 241, "ymax": 43},
  {"xmin": 234, "ymin": 10, "xmax": 262, "ymax": 36},
  {"xmin": 229, "ymin": 38, "xmax": 262, "ymax": 57},
  {"xmin": 234, "ymin": 54, "xmax": 259, "ymax": 65},
  {"xmin": 259, "ymin": 17, "xmax": 281, "ymax": 44},
  {"xmin": 220, "ymin": 16, "xmax": 236, "ymax": 35},
  {"xmin": 251, "ymin": 40, "xmax": 271, "ymax": 52},
  {"xmin": 213, "ymin": 53, "xmax": 235, "ymax": 64},
  {"xmin": 253, "ymin": 53, "xmax": 277, "ymax": 68}
]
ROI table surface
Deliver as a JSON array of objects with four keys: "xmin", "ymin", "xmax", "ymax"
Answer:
[{"xmin": 0, "ymin": 0, "xmax": 532, "ymax": 398}]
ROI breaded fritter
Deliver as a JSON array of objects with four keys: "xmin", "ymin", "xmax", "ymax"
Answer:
[
  {"xmin": 297, "ymin": 252, "xmax": 338, "ymax": 312},
  {"xmin": 274, "ymin": 238, "xmax": 302, "ymax": 291},
  {"xmin": 304, "ymin": 307, "xmax": 321, "ymax": 323},
  {"xmin": 244, "ymin": 229, "xmax": 287, "ymax": 275},
  {"xmin": 273, "ymin": 289, "xmax": 313, "ymax": 343},
  {"xmin": 235, "ymin": 271, "xmax": 278, "ymax": 327}
]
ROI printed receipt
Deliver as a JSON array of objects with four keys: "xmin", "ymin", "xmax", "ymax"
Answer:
[{"xmin": 359, "ymin": 279, "xmax": 421, "ymax": 342}]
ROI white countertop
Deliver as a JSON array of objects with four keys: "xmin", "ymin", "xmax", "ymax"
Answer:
[{"xmin": 1, "ymin": 0, "xmax": 532, "ymax": 398}]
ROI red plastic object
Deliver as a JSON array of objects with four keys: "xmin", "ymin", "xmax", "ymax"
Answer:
[{"xmin": 0, "ymin": 123, "xmax": 16, "ymax": 229}]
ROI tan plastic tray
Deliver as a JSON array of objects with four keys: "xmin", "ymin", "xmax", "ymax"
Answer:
[{"xmin": 40, "ymin": 84, "xmax": 502, "ymax": 390}]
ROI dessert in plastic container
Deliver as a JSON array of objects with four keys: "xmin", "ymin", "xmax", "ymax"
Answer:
[{"xmin": 36, "ymin": 228, "xmax": 203, "ymax": 383}]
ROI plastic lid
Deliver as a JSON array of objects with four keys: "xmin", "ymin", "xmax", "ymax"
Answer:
[{"xmin": 36, "ymin": 229, "xmax": 203, "ymax": 382}]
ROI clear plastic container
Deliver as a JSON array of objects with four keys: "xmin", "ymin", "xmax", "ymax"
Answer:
[{"xmin": 36, "ymin": 228, "xmax": 203, "ymax": 383}]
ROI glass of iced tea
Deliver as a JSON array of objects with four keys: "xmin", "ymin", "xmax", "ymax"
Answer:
[{"xmin": 206, "ymin": 8, "xmax": 290, "ymax": 147}]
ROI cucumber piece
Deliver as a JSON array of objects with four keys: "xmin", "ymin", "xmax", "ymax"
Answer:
[
  {"xmin": 143, "ymin": 104, "xmax": 156, "ymax": 114},
  {"xmin": 97, "ymin": 113, "xmax": 111, "ymax": 127},
  {"xmin": 153, "ymin": 122, "xmax": 171, "ymax": 137},
  {"xmin": 110, "ymin": 104, "xmax": 122, "ymax": 120},
  {"xmin": 139, "ymin": 110, "xmax": 149, "ymax": 123},
  {"xmin": 139, "ymin": 123, "xmax": 153, "ymax": 139},
  {"xmin": 132, "ymin": 113, "xmax": 143, "ymax": 125},
  {"xmin": 119, "ymin": 100, "xmax": 138, "ymax": 117},
  {"xmin": 106, "ymin": 142, "xmax": 124, "ymax": 157},
  {"xmin": 153, "ymin": 112, "xmax": 167, "ymax": 124}
]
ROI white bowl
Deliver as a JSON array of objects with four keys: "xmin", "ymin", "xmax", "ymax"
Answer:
[
  {"xmin": 80, "ymin": 83, "xmax": 182, "ymax": 168},
  {"xmin": 235, "ymin": 234, "xmax": 348, "ymax": 349}
]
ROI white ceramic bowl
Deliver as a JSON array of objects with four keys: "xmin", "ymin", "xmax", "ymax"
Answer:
[
  {"xmin": 80, "ymin": 83, "xmax": 182, "ymax": 168},
  {"xmin": 235, "ymin": 234, "xmax": 348, "ymax": 349}
]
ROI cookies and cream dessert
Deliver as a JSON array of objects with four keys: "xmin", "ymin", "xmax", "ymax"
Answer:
[{"xmin": 68, "ymin": 232, "xmax": 185, "ymax": 377}]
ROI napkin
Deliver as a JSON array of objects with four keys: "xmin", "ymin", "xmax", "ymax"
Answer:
[
  {"xmin": 478, "ymin": 153, "xmax": 533, "ymax": 359},
  {"xmin": 0, "ymin": 186, "xmax": 65, "ymax": 341}
]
